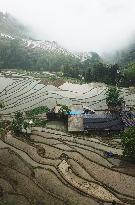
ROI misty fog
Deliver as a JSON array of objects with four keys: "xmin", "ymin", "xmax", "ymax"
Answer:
[{"xmin": 0, "ymin": 0, "xmax": 135, "ymax": 54}]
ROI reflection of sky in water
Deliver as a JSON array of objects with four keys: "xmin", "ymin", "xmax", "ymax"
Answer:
[
  {"xmin": 0, "ymin": 77, "xmax": 134, "ymax": 115},
  {"xmin": 59, "ymin": 82, "xmax": 106, "ymax": 98},
  {"xmin": 0, "ymin": 77, "xmax": 14, "ymax": 92}
]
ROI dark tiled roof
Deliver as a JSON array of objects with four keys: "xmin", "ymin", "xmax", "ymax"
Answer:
[{"xmin": 83, "ymin": 114, "xmax": 124, "ymax": 131}]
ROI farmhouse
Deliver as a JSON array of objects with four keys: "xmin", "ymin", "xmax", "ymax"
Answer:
[
  {"xmin": 46, "ymin": 104, "xmax": 135, "ymax": 132},
  {"xmin": 83, "ymin": 114, "xmax": 124, "ymax": 131},
  {"xmin": 68, "ymin": 106, "xmax": 135, "ymax": 132}
]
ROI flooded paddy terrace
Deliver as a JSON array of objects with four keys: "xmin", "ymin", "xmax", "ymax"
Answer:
[{"xmin": 0, "ymin": 71, "xmax": 135, "ymax": 205}]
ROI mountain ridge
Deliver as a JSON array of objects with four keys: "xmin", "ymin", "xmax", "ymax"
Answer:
[
  {"xmin": 0, "ymin": 11, "xmax": 134, "ymax": 66},
  {"xmin": 0, "ymin": 11, "xmax": 96, "ymax": 61}
]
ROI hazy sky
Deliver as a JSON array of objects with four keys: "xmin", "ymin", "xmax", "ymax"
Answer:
[{"xmin": 0, "ymin": 0, "xmax": 135, "ymax": 53}]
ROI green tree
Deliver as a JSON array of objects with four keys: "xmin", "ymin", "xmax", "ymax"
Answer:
[
  {"xmin": 92, "ymin": 63, "xmax": 108, "ymax": 82},
  {"xmin": 106, "ymin": 86, "xmax": 124, "ymax": 112},
  {"xmin": 25, "ymin": 106, "xmax": 49, "ymax": 127},
  {"xmin": 84, "ymin": 68, "xmax": 92, "ymax": 82},
  {"xmin": 121, "ymin": 127, "xmax": 135, "ymax": 162},
  {"xmin": 123, "ymin": 63, "xmax": 135, "ymax": 86},
  {"xmin": 0, "ymin": 39, "xmax": 30, "ymax": 69},
  {"xmin": 58, "ymin": 105, "xmax": 71, "ymax": 120},
  {"xmin": 12, "ymin": 112, "xmax": 24, "ymax": 135},
  {"xmin": 107, "ymin": 64, "xmax": 119, "ymax": 85}
]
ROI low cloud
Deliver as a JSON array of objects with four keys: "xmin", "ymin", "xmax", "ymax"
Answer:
[{"xmin": 0, "ymin": 0, "xmax": 135, "ymax": 53}]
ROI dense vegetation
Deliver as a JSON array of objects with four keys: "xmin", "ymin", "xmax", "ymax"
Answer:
[
  {"xmin": 121, "ymin": 127, "xmax": 135, "ymax": 162},
  {"xmin": 0, "ymin": 37, "xmax": 135, "ymax": 86},
  {"xmin": 12, "ymin": 106, "xmax": 50, "ymax": 135},
  {"xmin": 62, "ymin": 60, "xmax": 135, "ymax": 86},
  {"xmin": 25, "ymin": 106, "xmax": 49, "ymax": 118},
  {"xmin": 0, "ymin": 38, "xmax": 79, "ymax": 71},
  {"xmin": 12, "ymin": 112, "xmax": 29, "ymax": 136},
  {"xmin": 122, "ymin": 63, "xmax": 135, "ymax": 86}
]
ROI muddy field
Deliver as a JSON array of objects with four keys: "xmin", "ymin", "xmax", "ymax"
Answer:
[{"xmin": 0, "ymin": 127, "xmax": 135, "ymax": 205}]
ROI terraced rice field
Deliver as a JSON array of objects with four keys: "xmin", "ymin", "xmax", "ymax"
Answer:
[
  {"xmin": 0, "ymin": 76, "xmax": 135, "ymax": 116},
  {"xmin": 0, "ymin": 128, "xmax": 135, "ymax": 205},
  {"xmin": 0, "ymin": 75, "xmax": 135, "ymax": 205}
]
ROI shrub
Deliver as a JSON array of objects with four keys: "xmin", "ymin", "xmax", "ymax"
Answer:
[
  {"xmin": 25, "ymin": 106, "xmax": 49, "ymax": 118},
  {"xmin": 33, "ymin": 119, "xmax": 47, "ymax": 127},
  {"xmin": 121, "ymin": 127, "xmax": 135, "ymax": 162},
  {"xmin": 0, "ymin": 101, "xmax": 4, "ymax": 109},
  {"xmin": 12, "ymin": 112, "xmax": 24, "ymax": 135},
  {"xmin": 58, "ymin": 105, "xmax": 71, "ymax": 115},
  {"xmin": 12, "ymin": 112, "xmax": 30, "ymax": 136}
]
